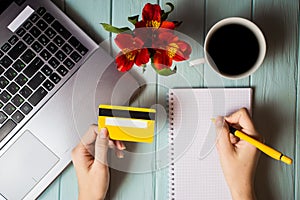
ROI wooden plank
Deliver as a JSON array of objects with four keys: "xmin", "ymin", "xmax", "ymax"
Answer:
[
  {"xmin": 251, "ymin": 1, "xmax": 298, "ymax": 199},
  {"xmin": 65, "ymin": 0, "xmax": 111, "ymax": 43},
  {"xmin": 38, "ymin": 176, "xmax": 60, "ymax": 200},
  {"xmin": 57, "ymin": 1, "xmax": 111, "ymax": 200},
  {"xmin": 59, "ymin": 165, "xmax": 78, "ymax": 200},
  {"xmin": 109, "ymin": 0, "xmax": 158, "ymax": 199},
  {"xmin": 156, "ymin": 1, "xmax": 205, "ymax": 199},
  {"xmin": 204, "ymin": 0, "xmax": 252, "ymax": 87},
  {"xmin": 296, "ymin": 6, "xmax": 300, "ymax": 200}
]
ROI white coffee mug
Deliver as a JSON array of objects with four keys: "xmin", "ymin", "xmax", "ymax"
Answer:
[{"xmin": 190, "ymin": 17, "xmax": 266, "ymax": 79}]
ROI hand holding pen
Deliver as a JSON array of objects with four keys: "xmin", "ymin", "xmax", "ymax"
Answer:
[{"xmin": 215, "ymin": 108, "xmax": 261, "ymax": 200}]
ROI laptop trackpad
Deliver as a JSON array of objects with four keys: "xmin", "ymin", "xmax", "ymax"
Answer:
[{"xmin": 0, "ymin": 130, "xmax": 59, "ymax": 200}]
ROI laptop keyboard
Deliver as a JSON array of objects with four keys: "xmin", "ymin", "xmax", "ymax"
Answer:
[{"xmin": 0, "ymin": 7, "xmax": 89, "ymax": 143}]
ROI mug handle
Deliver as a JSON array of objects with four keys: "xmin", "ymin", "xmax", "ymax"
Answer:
[{"xmin": 189, "ymin": 58, "xmax": 206, "ymax": 66}]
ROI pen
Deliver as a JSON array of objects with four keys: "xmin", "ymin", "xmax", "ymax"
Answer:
[{"xmin": 212, "ymin": 119, "xmax": 293, "ymax": 165}]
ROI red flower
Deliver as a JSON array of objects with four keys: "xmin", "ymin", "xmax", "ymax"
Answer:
[
  {"xmin": 115, "ymin": 33, "xmax": 150, "ymax": 72},
  {"xmin": 135, "ymin": 3, "xmax": 175, "ymax": 29},
  {"xmin": 152, "ymin": 31, "xmax": 192, "ymax": 70}
]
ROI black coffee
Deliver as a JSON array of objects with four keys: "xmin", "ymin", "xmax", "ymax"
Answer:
[{"xmin": 207, "ymin": 24, "xmax": 259, "ymax": 75}]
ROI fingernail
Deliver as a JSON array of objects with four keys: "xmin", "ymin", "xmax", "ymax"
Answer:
[
  {"xmin": 116, "ymin": 150, "xmax": 124, "ymax": 158},
  {"xmin": 100, "ymin": 128, "xmax": 108, "ymax": 138}
]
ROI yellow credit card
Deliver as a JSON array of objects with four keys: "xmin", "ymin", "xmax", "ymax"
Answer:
[{"xmin": 98, "ymin": 105, "xmax": 156, "ymax": 143}]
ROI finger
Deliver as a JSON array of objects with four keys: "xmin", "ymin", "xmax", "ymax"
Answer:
[
  {"xmin": 225, "ymin": 108, "xmax": 257, "ymax": 134},
  {"xmin": 79, "ymin": 125, "xmax": 99, "ymax": 148},
  {"xmin": 115, "ymin": 140, "xmax": 126, "ymax": 150},
  {"xmin": 229, "ymin": 134, "xmax": 239, "ymax": 144},
  {"xmin": 215, "ymin": 116, "xmax": 235, "ymax": 155},
  {"xmin": 94, "ymin": 128, "xmax": 109, "ymax": 168}
]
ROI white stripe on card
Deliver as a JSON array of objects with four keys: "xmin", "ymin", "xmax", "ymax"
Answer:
[
  {"xmin": 105, "ymin": 118, "xmax": 147, "ymax": 128},
  {"xmin": 7, "ymin": 6, "xmax": 34, "ymax": 32}
]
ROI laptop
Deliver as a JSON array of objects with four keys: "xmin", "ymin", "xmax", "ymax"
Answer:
[{"xmin": 0, "ymin": 0, "xmax": 140, "ymax": 199}]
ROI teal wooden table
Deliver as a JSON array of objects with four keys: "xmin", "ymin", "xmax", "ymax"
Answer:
[{"xmin": 39, "ymin": 0, "xmax": 299, "ymax": 199}]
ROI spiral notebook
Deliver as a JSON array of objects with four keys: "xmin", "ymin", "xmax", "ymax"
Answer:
[{"xmin": 168, "ymin": 88, "xmax": 252, "ymax": 200}]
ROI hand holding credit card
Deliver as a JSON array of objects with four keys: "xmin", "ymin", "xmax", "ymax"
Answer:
[{"xmin": 98, "ymin": 105, "xmax": 156, "ymax": 143}]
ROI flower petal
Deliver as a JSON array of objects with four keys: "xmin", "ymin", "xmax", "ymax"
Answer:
[
  {"xmin": 116, "ymin": 52, "xmax": 135, "ymax": 72},
  {"xmin": 135, "ymin": 49, "xmax": 150, "ymax": 66},
  {"xmin": 160, "ymin": 21, "xmax": 176, "ymax": 29},
  {"xmin": 142, "ymin": 3, "xmax": 161, "ymax": 23},
  {"xmin": 153, "ymin": 50, "xmax": 173, "ymax": 70}
]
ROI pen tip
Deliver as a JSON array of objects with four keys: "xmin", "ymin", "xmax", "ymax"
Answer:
[{"xmin": 281, "ymin": 155, "xmax": 293, "ymax": 165}]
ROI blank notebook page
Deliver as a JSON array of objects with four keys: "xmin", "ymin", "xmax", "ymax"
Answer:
[{"xmin": 168, "ymin": 88, "xmax": 252, "ymax": 200}]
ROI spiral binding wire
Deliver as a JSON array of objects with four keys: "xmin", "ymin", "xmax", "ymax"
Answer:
[{"xmin": 168, "ymin": 91, "xmax": 175, "ymax": 200}]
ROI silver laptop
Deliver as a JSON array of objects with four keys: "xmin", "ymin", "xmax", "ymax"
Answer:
[{"xmin": 0, "ymin": 0, "xmax": 139, "ymax": 199}]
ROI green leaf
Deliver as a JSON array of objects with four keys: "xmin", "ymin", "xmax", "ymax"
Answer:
[
  {"xmin": 128, "ymin": 15, "xmax": 139, "ymax": 25},
  {"xmin": 161, "ymin": 2, "xmax": 175, "ymax": 21},
  {"xmin": 151, "ymin": 62, "xmax": 177, "ymax": 76},
  {"xmin": 100, "ymin": 23, "xmax": 132, "ymax": 34}
]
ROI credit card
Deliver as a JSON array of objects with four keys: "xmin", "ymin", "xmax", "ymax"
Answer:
[{"xmin": 98, "ymin": 105, "xmax": 156, "ymax": 143}]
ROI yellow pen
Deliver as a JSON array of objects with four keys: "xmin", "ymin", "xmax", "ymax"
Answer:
[
  {"xmin": 211, "ymin": 118, "xmax": 293, "ymax": 165},
  {"xmin": 229, "ymin": 126, "xmax": 293, "ymax": 165}
]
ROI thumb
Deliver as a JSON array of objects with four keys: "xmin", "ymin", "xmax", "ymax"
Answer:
[
  {"xmin": 215, "ymin": 116, "xmax": 234, "ymax": 155},
  {"xmin": 94, "ymin": 128, "xmax": 109, "ymax": 168}
]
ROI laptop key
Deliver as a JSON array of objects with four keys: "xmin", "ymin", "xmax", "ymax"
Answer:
[
  {"xmin": 12, "ymin": 111, "xmax": 25, "ymax": 123},
  {"xmin": 0, "ymin": 111, "xmax": 7, "ymax": 124},
  {"xmin": 0, "ymin": 91, "xmax": 11, "ymax": 103},
  {"xmin": 37, "ymin": 7, "xmax": 46, "ymax": 16},
  {"xmin": 16, "ymin": 28, "xmax": 26, "ymax": 37},
  {"xmin": 43, "ymin": 13, "xmax": 55, "ymax": 24},
  {"xmin": 23, "ymin": 21, "xmax": 33, "ymax": 30},
  {"xmin": 77, "ymin": 44, "xmax": 88, "ymax": 56},
  {"xmin": 41, "ymin": 65, "xmax": 53, "ymax": 76},
  {"xmin": 28, "ymin": 87, "xmax": 48, "ymax": 106},
  {"xmin": 53, "ymin": 35, "xmax": 64, "ymax": 47},
  {"xmin": 40, "ymin": 49, "xmax": 51, "ymax": 61},
  {"xmin": 21, "ymin": 49, "xmax": 35, "ymax": 64},
  {"xmin": 62, "ymin": 43, "xmax": 73, "ymax": 54},
  {"xmin": 32, "ymin": 41, "xmax": 43, "ymax": 53},
  {"xmin": 0, "ymin": 76, "xmax": 9, "ymax": 89},
  {"xmin": 1, "ymin": 43, "xmax": 11, "ymax": 52},
  {"xmin": 63, "ymin": 58, "xmax": 75, "ymax": 69},
  {"xmin": 57, "ymin": 65, "xmax": 68, "ymax": 76},
  {"xmin": 48, "ymin": 57, "xmax": 59, "ymax": 69},
  {"xmin": 4, "ymin": 68, "xmax": 17, "ymax": 80},
  {"xmin": 49, "ymin": 73, "xmax": 61, "ymax": 84},
  {"xmin": 3, "ymin": 103, "xmax": 16, "ymax": 115},
  {"xmin": 15, "ymin": 74, "xmax": 28, "ymax": 86},
  {"xmin": 47, "ymin": 42, "xmax": 58, "ymax": 54},
  {"xmin": 8, "ymin": 41, "xmax": 27, "ymax": 60},
  {"xmin": 45, "ymin": 27, "xmax": 56, "ymax": 39},
  {"xmin": 20, "ymin": 102, "xmax": 33, "ymax": 114},
  {"xmin": 43, "ymin": 80, "xmax": 54, "ymax": 91},
  {"xmin": 8, "ymin": 35, "xmax": 19, "ymax": 45},
  {"xmin": 11, "ymin": 94, "xmax": 24, "ymax": 107},
  {"xmin": 38, "ymin": 34, "xmax": 50, "ymax": 46},
  {"xmin": 70, "ymin": 51, "xmax": 82, "ymax": 62},
  {"xmin": 30, "ymin": 26, "xmax": 42, "ymax": 38},
  {"xmin": 0, "ymin": 119, "xmax": 16, "ymax": 142},
  {"xmin": 69, "ymin": 36, "xmax": 80, "ymax": 48},
  {"xmin": 37, "ymin": 19, "xmax": 47, "ymax": 31},
  {"xmin": 19, "ymin": 86, "xmax": 32, "ymax": 99},
  {"xmin": 30, "ymin": 13, "xmax": 39, "ymax": 23},
  {"xmin": 0, "ymin": 55, "xmax": 13, "ymax": 68},
  {"xmin": 28, "ymin": 72, "xmax": 46, "ymax": 90},
  {"xmin": 0, "ymin": 50, "xmax": 3, "ymax": 58},
  {"xmin": 55, "ymin": 50, "xmax": 66, "ymax": 61},
  {"xmin": 52, "ymin": 21, "xmax": 71, "ymax": 39},
  {"xmin": 23, "ymin": 57, "xmax": 44, "ymax": 78},
  {"xmin": 12, "ymin": 59, "xmax": 26, "ymax": 72},
  {"xmin": 7, "ymin": 82, "xmax": 20, "ymax": 95},
  {"xmin": 23, "ymin": 33, "xmax": 34, "ymax": 45}
]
